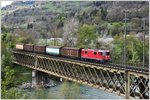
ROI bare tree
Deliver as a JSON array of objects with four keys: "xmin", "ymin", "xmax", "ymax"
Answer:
[{"xmin": 63, "ymin": 18, "xmax": 79, "ymax": 47}]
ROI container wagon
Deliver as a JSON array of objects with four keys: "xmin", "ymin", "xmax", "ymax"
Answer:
[{"xmin": 46, "ymin": 46, "xmax": 62, "ymax": 55}]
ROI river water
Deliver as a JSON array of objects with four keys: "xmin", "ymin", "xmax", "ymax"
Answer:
[
  {"xmin": 20, "ymin": 73, "xmax": 124, "ymax": 99},
  {"xmin": 44, "ymin": 83, "xmax": 123, "ymax": 99}
]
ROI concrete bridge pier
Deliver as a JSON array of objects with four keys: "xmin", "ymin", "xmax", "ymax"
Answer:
[
  {"xmin": 60, "ymin": 78, "xmax": 63, "ymax": 82},
  {"xmin": 32, "ymin": 70, "xmax": 50, "ymax": 88},
  {"xmin": 32, "ymin": 70, "xmax": 37, "ymax": 87}
]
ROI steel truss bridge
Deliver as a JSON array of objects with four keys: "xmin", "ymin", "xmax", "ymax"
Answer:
[{"xmin": 13, "ymin": 50, "xmax": 149, "ymax": 99}]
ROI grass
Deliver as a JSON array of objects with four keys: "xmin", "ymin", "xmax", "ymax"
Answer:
[
  {"xmin": 41, "ymin": 1, "xmax": 90, "ymax": 13},
  {"xmin": 41, "ymin": 2, "xmax": 63, "ymax": 13},
  {"xmin": 13, "ymin": 65, "xmax": 32, "ymax": 73},
  {"xmin": 1, "ymin": 10, "xmax": 13, "ymax": 16},
  {"xmin": 13, "ymin": 65, "xmax": 32, "ymax": 84},
  {"xmin": 1, "ymin": 5, "xmax": 31, "ymax": 17}
]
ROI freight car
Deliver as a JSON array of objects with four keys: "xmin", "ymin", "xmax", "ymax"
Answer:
[
  {"xmin": 16, "ymin": 43, "xmax": 24, "ymax": 50},
  {"xmin": 60, "ymin": 47, "xmax": 82, "ymax": 58},
  {"xmin": 34, "ymin": 45, "xmax": 46, "ymax": 54},
  {"xmin": 24, "ymin": 44, "xmax": 34, "ymax": 52},
  {"xmin": 46, "ymin": 46, "xmax": 62, "ymax": 55}
]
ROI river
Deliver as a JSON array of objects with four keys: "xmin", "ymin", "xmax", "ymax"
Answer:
[
  {"xmin": 19, "ymin": 73, "xmax": 124, "ymax": 99},
  {"xmin": 44, "ymin": 83, "xmax": 123, "ymax": 99}
]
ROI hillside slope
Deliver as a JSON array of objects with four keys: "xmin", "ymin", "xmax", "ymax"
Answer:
[{"xmin": 1, "ymin": 1, "xmax": 149, "ymax": 37}]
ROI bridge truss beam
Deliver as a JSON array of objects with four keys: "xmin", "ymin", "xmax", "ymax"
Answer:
[{"xmin": 13, "ymin": 51, "xmax": 149, "ymax": 99}]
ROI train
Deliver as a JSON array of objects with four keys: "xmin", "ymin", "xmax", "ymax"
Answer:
[{"xmin": 16, "ymin": 43, "xmax": 111, "ymax": 63}]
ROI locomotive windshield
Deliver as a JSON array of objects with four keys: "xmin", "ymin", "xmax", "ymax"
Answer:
[{"xmin": 101, "ymin": 52, "xmax": 110, "ymax": 56}]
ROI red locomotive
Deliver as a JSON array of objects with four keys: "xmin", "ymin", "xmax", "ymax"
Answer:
[{"xmin": 81, "ymin": 49, "xmax": 111, "ymax": 62}]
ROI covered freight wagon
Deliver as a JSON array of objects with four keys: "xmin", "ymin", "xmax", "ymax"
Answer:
[
  {"xmin": 46, "ymin": 46, "xmax": 62, "ymax": 55},
  {"xmin": 34, "ymin": 45, "xmax": 46, "ymax": 53},
  {"xmin": 16, "ymin": 43, "xmax": 24, "ymax": 50},
  {"xmin": 60, "ymin": 47, "xmax": 81, "ymax": 58},
  {"xmin": 24, "ymin": 44, "xmax": 34, "ymax": 52}
]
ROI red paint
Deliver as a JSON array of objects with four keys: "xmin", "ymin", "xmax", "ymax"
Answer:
[{"xmin": 81, "ymin": 49, "xmax": 110, "ymax": 61}]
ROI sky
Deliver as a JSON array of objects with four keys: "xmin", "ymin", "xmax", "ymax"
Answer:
[{"xmin": 1, "ymin": 1, "xmax": 13, "ymax": 8}]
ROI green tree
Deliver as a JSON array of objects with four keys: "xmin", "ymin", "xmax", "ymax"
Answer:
[
  {"xmin": 1, "ymin": 33, "xmax": 30, "ymax": 99},
  {"xmin": 77, "ymin": 24, "xmax": 97, "ymax": 48},
  {"xmin": 110, "ymin": 22, "xmax": 123, "ymax": 36},
  {"xmin": 1, "ymin": 33, "xmax": 14, "ymax": 71},
  {"xmin": 101, "ymin": 8, "xmax": 107, "ymax": 20},
  {"xmin": 111, "ymin": 34, "xmax": 124, "ymax": 63},
  {"xmin": 16, "ymin": 35, "xmax": 33, "ymax": 44},
  {"xmin": 1, "ymin": 66, "xmax": 25, "ymax": 99},
  {"xmin": 126, "ymin": 35, "xmax": 143, "ymax": 64},
  {"xmin": 112, "ymin": 34, "xmax": 147, "ymax": 65}
]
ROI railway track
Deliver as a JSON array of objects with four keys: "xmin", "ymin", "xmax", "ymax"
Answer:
[{"xmin": 12, "ymin": 50, "xmax": 149, "ymax": 74}]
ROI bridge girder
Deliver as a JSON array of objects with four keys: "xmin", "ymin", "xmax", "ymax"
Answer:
[{"xmin": 13, "ymin": 51, "xmax": 149, "ymax": 99}]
